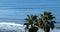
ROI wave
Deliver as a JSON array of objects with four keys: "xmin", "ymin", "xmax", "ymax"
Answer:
[
  {"xmin": 0, "ymin": 22, "xmax": 25, "ymax": 32},
  {"xmin": 0, "ymin": 22, "xmax": 23, "ymax": 26},
  {"xmin": 0, "ymin": 22, "xmax": 59, "ymax": 32}
]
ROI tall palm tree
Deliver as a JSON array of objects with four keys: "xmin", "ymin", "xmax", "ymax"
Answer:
[
  {"xmin": 24, "ymin": 14, "xmax": 38, "ymax": 32},
  {"xmin": 37, "ymin": 11, "xmax": 56, "ymax": 32}
]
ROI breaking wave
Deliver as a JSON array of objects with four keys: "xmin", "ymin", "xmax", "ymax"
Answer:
[
  {"xmin": 0, "ymin": 22, "xmax": 59, "ymax": 32},
  {"xmin": 0, "ymin": 22, "xmax": 25, "ymax": 32}
]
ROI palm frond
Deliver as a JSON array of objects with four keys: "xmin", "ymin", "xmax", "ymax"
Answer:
[
  {"xmin": 32, "ymin": 15, "xmax": 37, "ymax": 20},
  {"xmin": 49, "ymin": 21, "xmax": 55, "ymax": 30},
  {"xmin": 51, "ymin": 21, "xmax": 56, "ymax": 23},
  {"xmin": 24, "ymin": 23, "xmax": 29, "ymax": 30}
]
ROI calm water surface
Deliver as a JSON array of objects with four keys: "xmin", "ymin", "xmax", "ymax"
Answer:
[{"xmin": 0, "ymin": 9, "xmax": 59, "ymax": 27}]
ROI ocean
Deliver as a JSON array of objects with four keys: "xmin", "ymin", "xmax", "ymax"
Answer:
[
  {"xmin": 0, "ymin": 9, "xmax": 59, "ymax": 32},
  {"xmin": 0, "ymin": 9, "xmax": 59, "ymax": 25},
  {"xmin": 0, "ymin": 0, "xmax": 59, "ymax": 32}
]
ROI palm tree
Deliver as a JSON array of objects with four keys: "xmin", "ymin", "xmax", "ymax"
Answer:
[
  {"xmin": 24, "ymin": 14, "xmax": 38, "ymax": 32},
  {"xmin": 24, "ymin": 11, "xmax": 56, "ymax": 32},
  {"xmin": 37, "ymin": 11, "xmax": 56, "ymax": 32}
]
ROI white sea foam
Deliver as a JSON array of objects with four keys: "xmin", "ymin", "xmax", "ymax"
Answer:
[
  {"xmin": 0, "ymin": 22, "xmax": 59, "ymax": 32},
  {"xmin": 0, "ymin": 22, "xmax": 23, "ymax": 26},
  {"xmin": 0, "ymin": 22, "xmax": 25, "ymax": 32}
]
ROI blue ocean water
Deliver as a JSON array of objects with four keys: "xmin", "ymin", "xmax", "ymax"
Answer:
[
  {"xmin": 0, "ymin": 0, "xmax": 60, "ymax": 32},
  {"xmin": 0, "ymin": 9, "xmax": 59, "ymax": 27},
  {"xmin": 0, "ymin": 0, "xmax": 59, "ymax": 28}
]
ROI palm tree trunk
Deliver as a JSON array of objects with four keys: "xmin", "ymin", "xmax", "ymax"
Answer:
[
  {"xmin": 44, "ymin": 19, "xmax": 50, "ymax": 32},
  {"xmin": 44, "ymin": 26, "xmax": 50, "ymax": 32},
  {"xmin": 44, "ymin": 30, "xmax": 50, "ymax": 32}
]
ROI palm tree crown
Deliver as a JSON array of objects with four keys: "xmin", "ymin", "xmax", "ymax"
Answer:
[
  {"xmin": 24, "ymin": 11, "xmax": 56, "ymax": 32},
  {"xmin": 37, "ymin": 11, "xmax": 56, "ymax": 32},
  {"xmin": 24, "ymin": 14, "xmax": 38, "ymax": 32}
]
